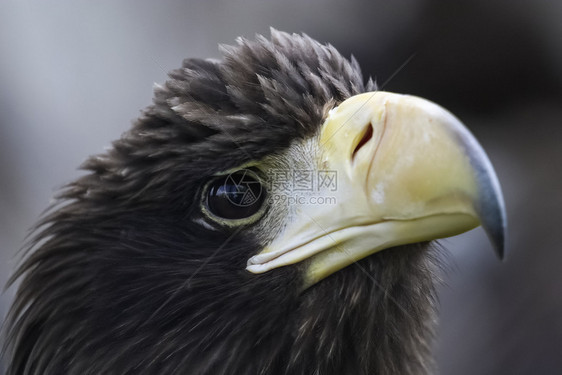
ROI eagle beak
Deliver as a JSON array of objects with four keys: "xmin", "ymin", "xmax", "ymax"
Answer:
[{"xmin": 247, "ymin": 91, "xmax": 506, "ymax": 287}]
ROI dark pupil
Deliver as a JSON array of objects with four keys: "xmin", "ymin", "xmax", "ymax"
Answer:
[{"xmin": 207, "ymin": 170, "xmax": 265, "ymax": 220}]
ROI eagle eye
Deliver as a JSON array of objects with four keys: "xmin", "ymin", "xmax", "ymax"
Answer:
[{"xmin": 205, "ymin": 169, "xmax": 266, "ymax": 221}]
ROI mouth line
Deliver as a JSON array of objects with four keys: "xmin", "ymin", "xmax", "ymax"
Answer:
[
  {"xmin": 247, "ymin": 220, "xmax": 383, "ymax": 269},
  {"xmin": 246, "ymin": 212, "xmax": 476, "ymax": 274}
]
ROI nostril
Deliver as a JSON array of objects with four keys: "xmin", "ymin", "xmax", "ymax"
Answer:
[{"xmin": 352, "ymin": 123, "xmax": 373, "ymax": 161}]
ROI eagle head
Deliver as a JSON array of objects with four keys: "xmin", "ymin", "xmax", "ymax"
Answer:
[{"xmin": 3, "ymin": 29, "xmax": 505, "ymax": 375}]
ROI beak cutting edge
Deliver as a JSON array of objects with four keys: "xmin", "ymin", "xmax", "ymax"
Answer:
[{"xmin": 247, "ymin": 91, "xmax": 506, "ymax": 285}]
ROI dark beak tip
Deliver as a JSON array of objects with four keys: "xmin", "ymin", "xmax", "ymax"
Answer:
[
  {"xmin": 478, "ymin": 187, "xmax": 507, "ymax": 261},
  {"xmin": 484, "ymin": 213, "xmax": 507, "ymax": 261},
  {"xmin": 473, "ymin": 163, "xmax": 507, "ymax": 262},
  {"xmin": 492, "ymin": 229, "xmax": 506, "ymax": 261}
]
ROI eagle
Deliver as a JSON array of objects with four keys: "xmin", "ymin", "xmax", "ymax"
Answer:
[{"xmin": 2, "ymin": 30, "xmax": 506, "ymax": 375}]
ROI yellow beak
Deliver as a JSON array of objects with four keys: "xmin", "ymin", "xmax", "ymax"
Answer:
[{"xmin": 247, "ymin": 91, "xmax": 506, "ymax": 287}]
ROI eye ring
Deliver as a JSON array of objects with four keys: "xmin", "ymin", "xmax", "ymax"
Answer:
[{"xmin": 202, "ymin": 168, "xmax": 267, "ymax": 225}]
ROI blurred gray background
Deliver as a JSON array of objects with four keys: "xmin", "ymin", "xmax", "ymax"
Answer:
[{"xmin": 1, "ymin": 1, "xmax": 561, "ymax": 374}]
